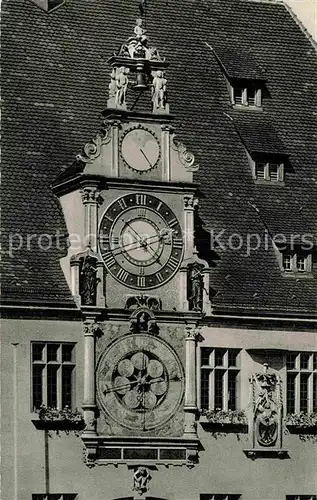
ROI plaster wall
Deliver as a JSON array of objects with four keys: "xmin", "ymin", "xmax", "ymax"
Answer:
[{"xmin": 2, "ymin": 318, "xmax": 317, "ymax": 500}]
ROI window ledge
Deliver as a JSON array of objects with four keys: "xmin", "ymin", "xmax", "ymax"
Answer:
[
  {"xmin": 282, "ymin": 272, "xmax": 314, "ymax": 279},
  {"xmin": 243, "ymin": 448, "xmax": 289, "ymax": 459},
  {"xmin": 232, "ymin": 104, "xmax": 263, "ymax": 112}
]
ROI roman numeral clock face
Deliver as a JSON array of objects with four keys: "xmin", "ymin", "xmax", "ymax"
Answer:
[{"xmin": 99, "ymin": 194, "xmax": 184, "ymax": 289}]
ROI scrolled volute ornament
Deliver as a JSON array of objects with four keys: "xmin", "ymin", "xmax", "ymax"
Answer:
[
  {"xmin": 172, "ymin": 136, "xmax": 199, "ymax": 172},
  {"xmin": 76, "ymin": 124, "xmax": 111, "ymax": 163}
]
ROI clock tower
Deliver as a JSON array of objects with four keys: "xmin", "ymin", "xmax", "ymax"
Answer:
[{"xmin": 52, "ymin": 16, "xmax": 211, "ymax": 470}]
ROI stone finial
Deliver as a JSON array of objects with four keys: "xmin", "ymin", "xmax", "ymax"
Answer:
[{"xmin": 116, "ymin": 18, "xmax": 164, "ymax": 62}]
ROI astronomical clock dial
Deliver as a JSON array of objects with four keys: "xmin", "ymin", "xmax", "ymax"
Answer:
[
  {"xmin": 98, "ymin": 193, "xmax": 184, "ymax": 289},
  {"xmin": 121, "ymin": 126, "xmax": 160, "ymax": 172},
  {"xmin": 97, "ymin": 334, "xmax": 184, "ymax": 432}
]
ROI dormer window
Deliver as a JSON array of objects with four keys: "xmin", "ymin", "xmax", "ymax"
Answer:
[
  {"xmin": 254, "ymin": 160, "xmax": 284, "ymax": 183},
  {"xmin": 231, "ymin": 83, "xmax": 262, "ymax": 108},
  {"xmin": 279, "ymin": 249, "xmax": 313, "ymax": 276}
]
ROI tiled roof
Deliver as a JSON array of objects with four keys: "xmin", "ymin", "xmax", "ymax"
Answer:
[
  {"xmin": 2, "ymin": 0, "xmax": 317, "ymax": 313},
  {"xmin": 232, "ymin": 116, "xmax": 287, "ymax": 155},
  {"xmin": 213, "ymin": 47, "xmax": 267, "ymax": 80}
]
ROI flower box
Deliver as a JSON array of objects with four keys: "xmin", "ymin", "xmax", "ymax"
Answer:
[
  {"xmin": 285, "ymin": 412, "xmax": 317, "ymax": 435},
  {"xmin": 32, "ymin": 405, "xmax": 85, "ymax": 433},
  {"xmin": 200, "ymin": 410, "xmax": 248, "ymax": 433}
]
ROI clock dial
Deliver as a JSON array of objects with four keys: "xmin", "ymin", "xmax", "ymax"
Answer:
[
  {"xmin": 99, "ymin": 193, "xmax": 184, "ymax": 289},
  {"xmin": 97, "ymin": 333, "xmax": 184, "ymax": 431},
  {"xmin": 121, "ymin": 127, "xmax": 160, "ymax": 172}
]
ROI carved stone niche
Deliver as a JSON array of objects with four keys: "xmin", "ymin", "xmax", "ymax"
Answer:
[
  {"xmin": 70, "ymin": 246, "xmax": 105, "ymax": 308},
  {"xmin": 181, "ymin": 249, "xmax": 211, "ymax": 314},
  {"xmin": 244, "ymin": 364, "xmax": 288, "ymax": 459}
]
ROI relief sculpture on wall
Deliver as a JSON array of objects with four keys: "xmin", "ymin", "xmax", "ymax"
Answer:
[{"xmin": 248, "ymin": 363, "xmax": 283, "ymax": 453}]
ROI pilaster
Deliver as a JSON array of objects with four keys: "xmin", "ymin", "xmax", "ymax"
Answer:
[
  {"xmin": 110, "ymin": 120, "xmax": 121, "ymax": 177},
  {"xmin": 82, "ymin": 319, "xmax": 99, "ymax": 437},
  {"xmin": 183, "ymin": 195, "xmax": 196, "ymax": 256},
  {"xmin": 161, "ymin": 124, "xmax": 171, "ymax": 181},
  {"xmin": 80, "ymin": 185, "xmax": 102, "ymax": 252},
  {"xmin": 183, "ymin": 326, "xmax": 202, "ymax": 438}
]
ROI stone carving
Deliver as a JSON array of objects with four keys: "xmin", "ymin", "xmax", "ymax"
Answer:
[
  {"xmin": 152, "ymin": 70, "xmax": 167, "ymax": 110},
  {"xmin": 249, "ymin": 364, "xmax": 281, "ymax": 448},
  {"xmin": 184, "ymin": 195, "xmax": 198, "ymax": 209},
  {"xmin": 117, "ymin": 18, "xmax": 164, "ymax": 61},
  {"xmin": 76, "ymin": 124, "xmax": 111, "ymax": 163},
  {"xmin": 80, "ymin": 255, "xmax": 99, "ymax": 306},
  {"xmin": 185, "ymin": 325, "xmax": 203, "ymax": 342},
  {"xmin": 129, "ymin": 309, "xmax": 159, "ymax": 335},
  {"xmin": 80, "ymin": 186, "xmax": 101, "ymax": 204},
  {"xmin": 124, "ymin": 294, "xmax": 161, "ymax": 311},
  {"xmin": 187, "ymin": 262, "xmax": 204, "ymax": 312},
  {"xmin": 108, "ymin": 68, "xmax": 117, "ymax": 98},
  {"xmin": 115, "ymin": 66, "xmax": 129, "ymax": 108},
  {"xmin": 133, "ymin": 467, "xmax": 152, "ymax": 495},
  {"xmin": 172, "ymin": 136, "xmax": 199, "ymax": 172},
  {"xmin": 83, "ymin": 320, "xmax": 100, "ymax": 336}
]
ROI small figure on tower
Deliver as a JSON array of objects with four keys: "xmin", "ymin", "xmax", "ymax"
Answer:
[
  {"xmin": 115, "ymin": 66, "xmax": 129, "ymax": 108},
  {"xmin": 152, "ymin": 70, "xmax": 167, "ymax": 111},
  {"xmin": 134, "ymin": 17, "xmax": 147, "ymax": 43}
]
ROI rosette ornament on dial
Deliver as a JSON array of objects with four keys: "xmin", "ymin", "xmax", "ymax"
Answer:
[
  {"xmin": 97, "ymin": 334, "xmax": 184, "ymax": 431},
  {"xmin": 98, "ymin": 193, "xmax": 184, "ymax": 289}
]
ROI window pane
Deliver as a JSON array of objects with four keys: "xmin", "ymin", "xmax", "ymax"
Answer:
[
  {"xmin": 201, "ymin": 369, "xmax": 210, "ymax": 410},
  {"xmin": 214, "ymin": 349, "xmax": 225, "ymax": 367},
  {"xmin": 313, "ymin": 353, "xmax": 317, "ymax": 371},
  {"xmin": 297, "ymin": 254, "xmax": 306, "ymax": 272},
  {"xmin": 269, "ymin": 163, "xmax": 279, "ymax": 181},
  {"xmin": 228, "ymin": 371, "xmax": 237, "ymax": 410},
  {"xmin": 63, "ymin": 494, "xmax": 77, "ymax": 500},
  {"xmin": 201, "ymin": 348, "xmax": 212, "ymax": 367},
  {"xmin": 49, "ymin": 496, "xmax": 61, "ymax": 500},
  {"xmin": 299, "ymin": 373, "xmax": 309, "ymax": 412},
  {"xmin": 47, "ymin": 344, "xmax": 59, "ymax": 362},
  {"xmin": 247, "ymin": 87, "xmax": 256, "ymax": 106},
  {"xmin": 300, "ymin": 353, "xmax": 310, "ymax": 370},
  {"xmin": 32, "ymin": 365, "xmax": 43, "ymax": 410},
  {"xmin": 234, "ymin": 87, "xmax": 243, "ymax": 104},
  {"xmin": 255, "ymin": 163, "xmax": 265, "ymax": 180},
  {"xmin": 313, "ymin": 374, "xmax": 317, "ymax": 412},
  {"xmin": 228, "ymin": 350, "xmax": 238, "ymax": 367},
  {"xmin": 47, "ymin": 365, "xmax": 58, "ymax": 407},
  {"xmin": 214, "ymin": 370, "xmax": 224, "ymax": 410},
  {"xmin": 283, "ymin": 254, "xmax": 292, "ymax": 272},
  {"xmin": 32, "ymin": 343, "xmax": 45, "ymax": 362},
  {"xmin": 32, "ymin": 495, "xmax": 46, "ymax": 500},
  {"xmin": 287, "ymin": 353, "xmax": 297, "ymax": 370},
  {"xmin": 62, "ymin": 344, "xmax": 74, "ymax": 363},
  {"xmin": 287, "ymin": 373, "xmax": 296, "ymax": 414},
  {"xmin": 62, "ymin": 366, "xmax": 73, "ymax": 408}
]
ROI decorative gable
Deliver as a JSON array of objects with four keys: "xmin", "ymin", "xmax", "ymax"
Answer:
[{"xmin": 30, "ymin": 0, "xmax": 65, "ymax": 12}]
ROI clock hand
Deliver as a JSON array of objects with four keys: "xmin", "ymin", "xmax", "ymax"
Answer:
[
  {"xmin": 140, "ymin": 148, "xmax": 153, "ymax": 168},
  {"xmin": 103, "ymin": 379, "xmax": 138, "ymax": 394}
]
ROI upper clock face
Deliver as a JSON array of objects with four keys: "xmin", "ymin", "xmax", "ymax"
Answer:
[
  {"xmin": 98, "ymin": 193, "xmax": 184, "ymax": 289},
  {"xmin": 97, "ymin": 333, "xmax": 184, "ymax": 431},
  {"xmin": 121, "ymin": 127, "xmax": 160, "ymax": 172}
]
